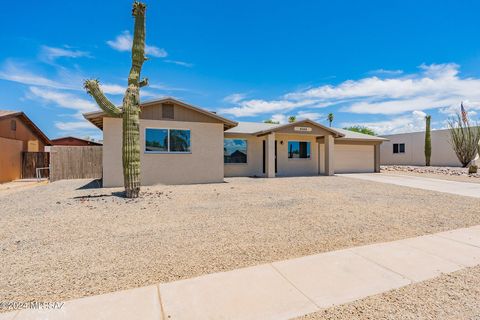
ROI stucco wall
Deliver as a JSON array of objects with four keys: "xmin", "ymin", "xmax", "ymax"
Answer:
[
  {"xmin": 224, "ymin": 133, "xmax": 265, "ymax": 177},
  {"xmin": 103, "ymin": 118, "xmax": 225, "ymax": 187},
  {"xmin": 334, "ymin": 144, "xmax": 375, "ymax": 173},
  {"xmin": 224, "ymin": 134, "xmax": 377, "ymax": 177},
  {"xmin": 380, "ymin": 129, "xmax": 461, "ymax": 166},
  {"xmin": 276, "ymin": 134, "xmax": 319, "ymax": 176},
  {"xmin": 0, "ymin": 137, "xmax": 23, "ymax": 183}
]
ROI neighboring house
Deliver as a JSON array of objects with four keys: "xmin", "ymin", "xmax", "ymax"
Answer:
[
  {"xmin": 380, "ymin": 129, "xmax": 463, "ymax": 166},
  {"xmin": 84, "ymin": 98, "xmax": 386, "ymax": 186},
  {"xmin": 51, "ymin": 136, "xmax": 102, "ymax": 146},
  {"xmin": 0, "ymin": 110, "xmax": 51, "ymax": 183}
]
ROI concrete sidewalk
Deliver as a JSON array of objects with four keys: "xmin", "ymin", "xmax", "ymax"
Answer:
[
  {"xmin": 339, "ymin": 173, "xmax": 480, "ymax": 198},
  {"xmin": 3, "ymin": 225, "xmax": 480, "ymax": 320}
]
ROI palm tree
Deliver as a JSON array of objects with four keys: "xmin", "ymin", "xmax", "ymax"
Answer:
[
  {"xmin": 288, "ymin": 116, "xmax": 296, "ymax": 123},
  {"xmin": 327, "ymin": 113, "xmax": 334, "ymax": 127}
]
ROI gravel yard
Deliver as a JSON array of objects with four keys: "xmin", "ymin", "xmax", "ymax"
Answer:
[
  {"xmin": 382, "ymin": 165, "xmax": 480, "ymax": 183},
  {"xmin": 1, "ymin": 176, "xmax": 480, "ymax": 306},
  {"xmin": 298, "ymin": 265, "xmax": 480, "ymax": 320}
]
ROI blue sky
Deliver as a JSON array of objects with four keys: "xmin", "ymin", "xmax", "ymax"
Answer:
[{"xmin": 1, "ymin": 0, "xmax": 480, "ymax": 140}]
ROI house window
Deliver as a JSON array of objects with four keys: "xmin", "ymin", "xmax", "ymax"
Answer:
[
  {"xmin": 288, "ymin": 141, "xmax": 310, "ymax": 159},
  {"xmin": 145, "ymin": 128, "xmax": 190, "ymax": 153},
  {"xmin": 224, "ymin": 139, "xmax": 247, "ymax": 163},
  {"xmin": 393, "ymin": 143, "xmax": 405, "ymax": 154},
  {"xmin": 11, "ymin": 120, "xmax": 16, "ymax": 131},
  {"xmin": 162, "ymin": 103, "xmax": 174, "ymax": 119}
]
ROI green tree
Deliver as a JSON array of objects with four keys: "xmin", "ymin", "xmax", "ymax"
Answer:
[
  {"xmin": 84, "ymin": 1, "xmax": 148, "ymax": 198},
  {"xmin": 264, "ymin": 119, "xmax": 280, "ymax": 124},
  {"xmin": 343, "ymin": 125, "xmax": 376, "ymax": 136},
  {"xmin": 327, "ymin": 113, "xmax": 334, "ymax": 127},
  {"xmin": 288, "ymin": 116, "xmax": 296, "ymax": 123},
  {"xmin": 424, "ymin": 115, "xmax": 432, "ymax": 166}
]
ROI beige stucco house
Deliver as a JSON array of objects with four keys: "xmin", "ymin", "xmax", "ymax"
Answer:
[{"xmin": 84, "ymin": 98, "xmax": 387, "ymax": 186}]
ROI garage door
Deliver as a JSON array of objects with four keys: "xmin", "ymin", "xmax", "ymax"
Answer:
[{"xmin": 334, "ymin": 144, "xmax": 374, "ymax": 173}]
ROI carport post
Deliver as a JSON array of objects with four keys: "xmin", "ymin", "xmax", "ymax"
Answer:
[
  {"xmin": 324, "ymin": 135, "xmax": 335, "ymax": 176},
  {"xmin": 374, "ymin": 143, "xmax": 381, "ymax": 173},
  {"xmin": 266, "ymin": 133, "xmax": 276, "ymax": 178}
]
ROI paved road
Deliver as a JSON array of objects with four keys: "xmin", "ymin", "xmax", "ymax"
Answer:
[{"xmin": 339, "ymin": 173, "xmax": 480, "ymax": 198}]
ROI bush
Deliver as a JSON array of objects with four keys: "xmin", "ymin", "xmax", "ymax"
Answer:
[{"xmin": 469, "ymin": 165, "xmax": 478, "ymax": 174}]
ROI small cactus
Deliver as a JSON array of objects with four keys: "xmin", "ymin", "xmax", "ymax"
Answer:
[{"xmin": 425, "ymin": 115, "xmax": 432, "ymax": 166}]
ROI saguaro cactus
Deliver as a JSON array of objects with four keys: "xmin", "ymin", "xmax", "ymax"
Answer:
[
  {"xmin": 424, "ymin": 115, "xmax": 431, "ymax": 166},
  {"xmin": 84, "ymin": 1, "xmax": 148, "ymax": 198}
]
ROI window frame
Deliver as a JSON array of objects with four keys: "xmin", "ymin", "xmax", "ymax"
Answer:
[
  {"xmin": 393, "ymin": 143, "xmax": 405, "ymax": 154},
  {"xmin": 144, "ymin": 127, "xmax": 191, "ymax": 154},
  {"xmin": 224, "ymin": 138, "xmax": 248, "ymax": 164},
  {"xmin": 287, "ymin": 140, "xmax": 311, "ymax": 160}
]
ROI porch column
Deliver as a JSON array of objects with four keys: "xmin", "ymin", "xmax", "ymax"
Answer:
[
  {"xmin": 374, "ymin": 143, "xmax": 381, "ymax": 173},
  {"xmin": 265, "ymin": 132, "xmax": 276, "ymax": 178},
  {"xmin": 324, "ymin": 134, "xmax": 335, "ymax": 176}
]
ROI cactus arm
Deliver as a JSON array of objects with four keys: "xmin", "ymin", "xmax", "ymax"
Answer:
[
  {"xmin": 84, "ymin": 80, "xmax": 122, "ymax": 117},
  {"xmin": 139, "ymin": 77, "xmax": 149, "ymax": 88}
]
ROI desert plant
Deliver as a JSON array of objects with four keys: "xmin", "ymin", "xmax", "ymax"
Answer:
[
  {"xmin": 469, "ymin": 165, "xmax": 478, "ymax": 174},
  {"xmin": 447, "ymin": 113, "xmax": 480, "ymax": 167},
  {"xmin": 84, "ymin": 1, "xmax": 148, "ymax": 198},
  {"xmin": 288, "ymin": 116, "xmax": 296, "ymax": 123},
  {"xmin": 327, "ymin": 113, "xmax": 334, "ymax": 127},
  {"xmin": 424, "ymin": 115, "xmax": 431, "ymax": 166},
  {"xmin": 343, "ymin": 125, "xmax": 376, "ymax": 136}
]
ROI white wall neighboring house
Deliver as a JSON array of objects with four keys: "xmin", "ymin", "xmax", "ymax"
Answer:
[{"xmin": 380, "ymin": 129, "xmax": 462, "ymax": 167}]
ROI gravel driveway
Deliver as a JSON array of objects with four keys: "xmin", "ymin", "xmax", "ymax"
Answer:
[{"xmin": 1, "ymin": 176, "xmax": 480, "ymax": 306}]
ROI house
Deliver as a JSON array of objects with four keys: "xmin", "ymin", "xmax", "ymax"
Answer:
[
  {"xmin": 380, "ymin": 129, "xmax": 470, "ymax": 167},
  {"xmin": 83, "ymin": 98, "xmax": 387, "ymax": 186},
  {"xmin": 51, "ymin": 136, "xmax": 102, "ymax": 146},
  {"xmin": 0, "ymin": 110, "xmax": 51, "ymax": 183}
]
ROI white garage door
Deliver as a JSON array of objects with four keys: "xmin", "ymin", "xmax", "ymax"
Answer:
[{"xmin": 334, "ymin": 144, "xmax": 374, "ymax": 173}]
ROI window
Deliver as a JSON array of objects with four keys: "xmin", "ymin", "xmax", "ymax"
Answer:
[
  {"xmin": 393, "ymin": 143, "xmax": 405, "ymax": 154},
  {"xmin": 10, "ymin": 120, "xmax": 16, "ymax": 131},
  {"xmin": 224, "ymin": 139, "xmax": 247, "ymax": 163},
  {"xmin": 288, "ymin": 141, "xmax": 310, "ymax": 159},
  {"xmin": 162, "ymin": 103, "xmax": 174, "ymax": 119},
  {"xmin": 145, "ymin": 128, "xmax": 190, "ymax": 153}
]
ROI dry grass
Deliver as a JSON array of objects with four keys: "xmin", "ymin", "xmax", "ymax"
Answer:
[{"xmin": 1, "ymin": 176, "xmax": 480, "ymax": 305}]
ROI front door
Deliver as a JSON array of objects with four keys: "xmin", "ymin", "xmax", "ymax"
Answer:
[{"xmin": 262, "ymin": 140, "xmax": 278, "ymax": 174}]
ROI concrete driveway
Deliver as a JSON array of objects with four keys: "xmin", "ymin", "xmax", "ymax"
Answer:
[{"xmin": 339, "ymin": 173, "xmax": 480, "ymax": 198}]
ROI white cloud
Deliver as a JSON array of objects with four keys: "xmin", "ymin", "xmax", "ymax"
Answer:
[
  {"xmin": 55, "ymin": 121, "xmax": 97, "ymax": 131},
  {"xmin": 28, "ymin": 86, "xmax": 96, "ymax": 114},
  {"xmin": 341, "ymin": 111, "xmax": 428, "ymax": 135},
  {"xmin": 368, "ymin": 69, "xmax": 404, "ymax": 76},
  {"xmin": 107, "ymin": 31, "xmax": 168, "ymax": 58},
  {"xmin": 0, "ymin": 60, "xmax": 76, "ymax": 90},
  {"xmin": 100, "ymin": 83, "xmax": 125, "ymax": 95},
  {"xmin": 164, "ymin": 60, "xmax": 193, "ymax": 67},
  {"xmin": 270, "ymin": 114, "xmax": 288, "ymax": 124},
  {"xmin": 223, "ymin": 93, "xmax": 247, "ymax": 104},
  {"xmin": 296, "ymin": 111, "xmax": 323, "ymax": 121},
  {"xmin": 220, "ymin": 63, "xmax": 480, "ymax": 117},
  {"xmin": 40, "ymin": 46, "xmax": 90, "ymax": 62}
]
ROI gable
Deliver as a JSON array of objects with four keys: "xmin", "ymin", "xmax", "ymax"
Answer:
[{"xmin": 140, "ymin": 101, "xmax": 225, "ymax": 124}]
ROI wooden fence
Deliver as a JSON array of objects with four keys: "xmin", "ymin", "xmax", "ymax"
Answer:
[
  {"xmin": 22, "ymin": 152, "xmax": 50, "ymax": 179},
  {"xmin": 50, "ymin": 146, "xmax": 102, "ymax": 182}
]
